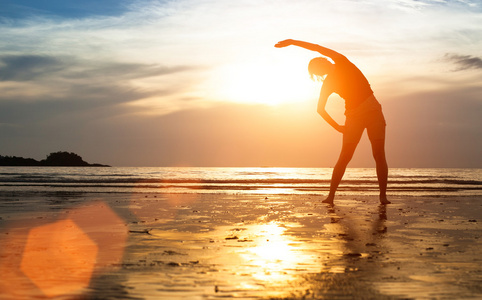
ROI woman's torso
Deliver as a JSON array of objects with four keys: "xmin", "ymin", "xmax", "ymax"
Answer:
[{"xmin": 323, "ymin": 56, "xmax": 373, "ymax": 112}]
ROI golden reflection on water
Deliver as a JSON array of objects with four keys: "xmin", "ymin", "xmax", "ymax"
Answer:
[
  {"xmin": 110, "ymin": 190, "xmax": 392, "ymax": 299},
  {"xmin": 124, "ymin": 220, "xmax": 341, "ymax": 298},
  {"xmin": 239, "ymin": 223, "xmax": 313, "ymax": 282},
  {"xmin": 105, "ymin": 194, "xmax": 389, "ymax": 299},
  {"xmin": 193, "ymin": 220, "xmax": 344, "ymax": 298}
]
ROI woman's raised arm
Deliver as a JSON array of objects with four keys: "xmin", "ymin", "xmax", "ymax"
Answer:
[{"xmin": 275, "ymin": 39, "xmax": 343, "ymax": 61}]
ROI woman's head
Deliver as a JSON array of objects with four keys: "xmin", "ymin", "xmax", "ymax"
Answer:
[{"xmin": 308, "ymin": 57, "xmax": 333, "ymax": 81}]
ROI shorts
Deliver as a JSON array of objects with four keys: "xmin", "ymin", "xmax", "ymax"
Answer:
[{"xmin": 343, "ymin": 94, "xmax": 386, "ymax": 144}]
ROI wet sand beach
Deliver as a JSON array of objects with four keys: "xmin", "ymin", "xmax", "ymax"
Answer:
[{"xmin": 1, "ymin": 191, "xmax": 481, "ymax": 299}]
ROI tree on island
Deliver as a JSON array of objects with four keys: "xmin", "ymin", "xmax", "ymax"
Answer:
[
  {"xmin": 0, "ymin": 155, "xmax": 39, "ymax": 166},
  {"xmin": 41, "ymin": 151, "xmax": 89, "ymax": 166}
]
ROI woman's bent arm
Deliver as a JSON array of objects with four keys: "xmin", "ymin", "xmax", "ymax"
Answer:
[{"xmin": 317, "ymin": 89, "xmax": 344, "ymax": 133}]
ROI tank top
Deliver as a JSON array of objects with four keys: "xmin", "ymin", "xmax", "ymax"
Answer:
[{"xmin": 322, "ymin": 55, "xmax": 373, "ymax": 113}]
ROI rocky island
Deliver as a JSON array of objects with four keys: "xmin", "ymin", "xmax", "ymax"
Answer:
[{"xmin": 0, "ymin": 151, "xmax": 110, "ymax": 167}]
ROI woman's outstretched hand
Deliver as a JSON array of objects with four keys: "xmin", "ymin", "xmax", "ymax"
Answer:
[{"xmin": 274, "ymin": 39, "xmax": 294, "ymax": 48}]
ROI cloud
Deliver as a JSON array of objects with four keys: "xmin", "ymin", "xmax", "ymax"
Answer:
[
  {"xmin": 0, "ymin": 55, "xmax": 65, "ymax": 81},
  {"xmin": 0, "ymin": 54, "xmax": 191, "ymax": 83},
  {"xmin": 444, "ymin": 53, "xmax": 482, "ymax": 71},
  {"xmin": 0, "ymin": 54, "xmax": 199, "ymax": 127}
]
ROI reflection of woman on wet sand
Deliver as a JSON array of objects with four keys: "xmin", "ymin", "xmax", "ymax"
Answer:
[{"xmin": 275, "ymin": 39, "xmax": 390, "ymax": 205}]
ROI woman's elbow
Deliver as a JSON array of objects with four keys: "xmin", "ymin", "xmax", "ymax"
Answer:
[{"xmin": 317, "ymin": 108, "xmax": 327, "ymax": 117}]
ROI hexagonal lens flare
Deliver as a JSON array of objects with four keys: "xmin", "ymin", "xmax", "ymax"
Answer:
[
  {"xmin": 68, "ymin": 201, "xmax": 127, "ymax": 269},
  {"xmin": 0, "ymin": 201, "xmax": 128, "ymax": 299},
  {"xmin": 20, "ymin": 219, "xmax": 98, "ymax": 298}
]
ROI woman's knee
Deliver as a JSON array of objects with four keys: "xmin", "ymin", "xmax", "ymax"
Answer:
[
  {"xmin": 338, "ymin": 143, "xmax": 358, "ymax": 164},
  {"xmin": 371, "ymin": 140, "xmax": 386, "ymax": 162}
]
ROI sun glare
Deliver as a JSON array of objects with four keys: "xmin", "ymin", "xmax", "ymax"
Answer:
[
  {"xmin": 210, "ymin": 59, "xmax": 317, "ymax": 106},
  {"xmin": 238, "ymin": 223, "xmax": 317, "ymax": 285}
]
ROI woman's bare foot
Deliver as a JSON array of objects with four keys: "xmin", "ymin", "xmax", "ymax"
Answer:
[
  {"xmin": 322, "ymin": 196, "xmax": 334, "ymax": 205},
  {"xmin": 379, "ymin": 196, "xmax": 391, "ymax": 205}
]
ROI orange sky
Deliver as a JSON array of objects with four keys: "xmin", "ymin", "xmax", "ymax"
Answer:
[{"xmin": 0, "ymin": 0, "xmax": 481, "ymax": 167}]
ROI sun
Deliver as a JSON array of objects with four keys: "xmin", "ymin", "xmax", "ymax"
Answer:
[{"xmin": 209, "ymin": 58, "xmax": 318, "ymax": 106}]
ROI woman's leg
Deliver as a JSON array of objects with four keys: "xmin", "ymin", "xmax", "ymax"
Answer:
[
  {"xmin": 370, "ymin": 138, "xmax": 390, "ymax": 204},
  {"xmin": 322, "ymin": 142, "xmax": 358, "ymax": 204},
  {"xmin": 366, "ymin": 105, "xmax": 390, "ymax": 204}
]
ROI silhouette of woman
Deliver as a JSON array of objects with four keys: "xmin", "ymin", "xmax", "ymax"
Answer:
[{"xmin": 275, "ymin": 39, "xmax": 390, "ymax": 205}]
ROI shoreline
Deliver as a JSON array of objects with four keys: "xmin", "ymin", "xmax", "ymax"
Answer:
[{"xmin": 1, "ymin": 192, "xmax": 481, "ymax": 299}]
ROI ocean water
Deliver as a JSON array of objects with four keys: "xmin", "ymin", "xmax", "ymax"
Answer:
[
  {"xmin": 1, "ymin": 167, "xmax": 482, "ymax": 300},
  {"xmin": 1, "ymin": 167, "xmax": 481, "ymax": 197}
]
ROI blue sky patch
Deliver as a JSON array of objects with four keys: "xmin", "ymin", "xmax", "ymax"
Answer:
[{"xmin": 0, "ymin": 0, "xmax": 131, "ymax": 19}]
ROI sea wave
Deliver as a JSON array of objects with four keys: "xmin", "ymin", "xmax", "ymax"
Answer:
[
  {"xmin": 0, "ymin": 167, "xmax": 481, "ymax": 196},
  {"xmin": 1, "ymin": 177, "xmax": 481, "ymax": 185}
]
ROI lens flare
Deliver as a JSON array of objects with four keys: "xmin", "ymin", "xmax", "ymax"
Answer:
[
  {"xmin": 68, "ymin": 201, "xmax": 128, "ymax": 269},
  {"xmin": 20, "ymin": 219, "xmax": 98, "ymax": 298},
  {"xmin": 0, "ymin": 201, "xmax": 127, "ymax": 299}
]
